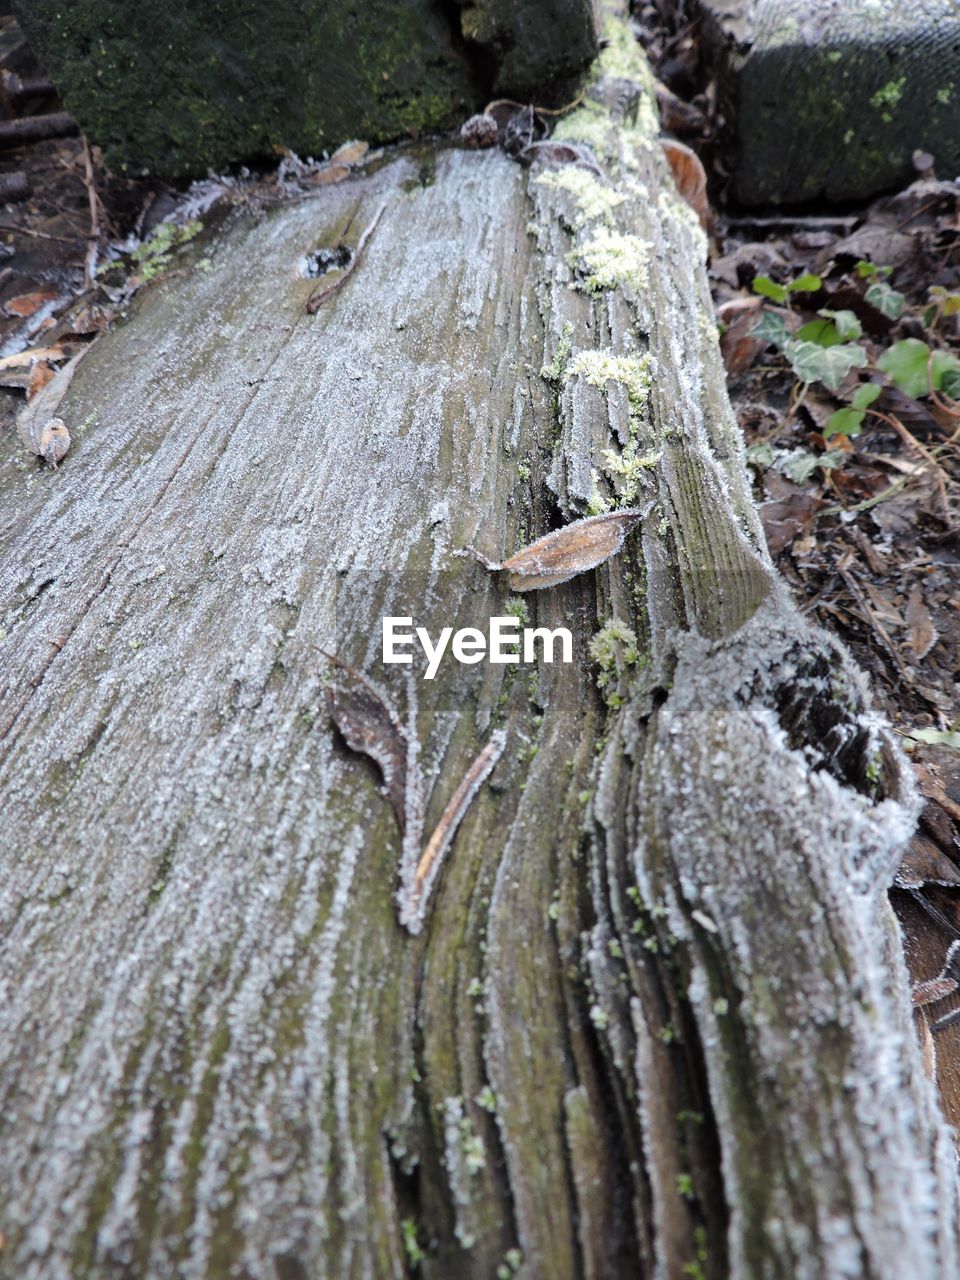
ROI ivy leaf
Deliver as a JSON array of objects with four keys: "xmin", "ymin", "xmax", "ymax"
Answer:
[
  {"xmin": 824, "ymin": 407, "xmax": 865, "ymax": 438},
  {"xmin": 818, "ymin": 308, "xmax": 862, "ymax": 340},
  {"xmin": 782, "ymin": 338, "xmax": 867, "ymax": 391},
  {"xmin": 930, "ymin": 286, "xmax": 960, "ymax": 317},
  {"xmin": 779, "ymin": 449, "xmax": 844, "ymax": 484},
  {"xmin": 865, "ymin": 280, "xmax": 905, "ymax": 319},
  {"xmin": 942, "ymin": 368, "xmax": 960, "ymax": 399},
  {"xmin": 787, "ymin": 272, "xmax": 821, "ymax": 294},
  {"xmin": 752, "ymin": 275, "xmax": 788, "ymax": 304},
  {"xmin": 796, "ymin": 319, "xmax": 842, "ymax": 347},
  {"xmin": 751, "ymin": 310, "xmax": 788, "ymax": 347},
  {"xmin": 855, "ymin": 260, "xmax": 891, "ymax": 280},
  {"xmin": 780, "ymin": 450, "xmax": 821, "ymax": 484},
  {"xmin": 877, "ymin": 338, "xmax": 960, "ymax": 398},
  {"xmin": 745, "ymin": 440, "xmax": 775, "ymax": 468},
  {"xmin": 851, "ymin": 382, "xmax": 881, "ymax": 410}
]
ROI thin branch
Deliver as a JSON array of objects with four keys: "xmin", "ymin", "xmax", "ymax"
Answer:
[
  {"xmin": 0, "ymin": 221, "xmax": 83, "ymax": 246},
  {"xmin": 81, "ymin": 137, "xmax": 101, "ymax": 288}
]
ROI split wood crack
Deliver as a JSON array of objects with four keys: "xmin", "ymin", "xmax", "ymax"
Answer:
[
  {"xmin": 323, "ymin": 508, "xmax": 651, "ymax": 932},
  {"xmin": 305, "ymin": 200, "xmax": 388, "ymax": 315}
]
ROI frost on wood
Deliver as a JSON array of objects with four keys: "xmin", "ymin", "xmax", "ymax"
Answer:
[{"xmin": 0, "ymin": 8, "xmax": 955, "ymax": 1280}]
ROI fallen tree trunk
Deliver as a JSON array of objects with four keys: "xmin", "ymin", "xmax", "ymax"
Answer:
[{"xmin": 0, "ymin": 10, "xmax": 956, "ymax": 1279}]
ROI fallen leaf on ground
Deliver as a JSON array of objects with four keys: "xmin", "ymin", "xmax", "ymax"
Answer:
[
  {"xmin": 661, "ymin": 139, "xmax": 708, "ymax": 228},
  {"xmin": 15, "ymin": 348, "xmax": 85, "ymax": 464},
  {"xmin": 906, "ymin": 585, "xmax": 938, "ymax": 660},
  {"xmin": 721, "ymin": 309, "xmax": 766, "ymax": 376},
  {"xmin": 306, "ymin": 164, "xmax": 350, "ymax": 186},
  {"xmin": 0, "ymin": 344, "xmax": 67, "ymax": 389},
  {"xmin": 330, "ymin": 140, "xmax": 369, "ymax": 168},
  {"xmin": 26, "ymin": 361, "xmax": 55, "ymax": 397},
  {"xmin": 3, "ymin": 287, "xmax": 58, "ymax": 317},
  {"xmin": 759, "ymin": 491, "xmax": 821, "ymax": 556},
  {"xmin": 897, "ymin": 834, "xmax": 960, "ymax": 890}
]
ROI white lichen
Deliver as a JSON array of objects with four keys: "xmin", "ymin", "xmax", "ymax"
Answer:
[
  {"xmin": 535, "ymin": 167, "xmax": 626, "ymax": 228},
  {"xmin": 566, "ymin": 349, "xmax": 652, "ymax": 416},
  {"xmin": 568, "ymin": 227, "xmax": 651, "ymax": 295},
  {"xmin": 600, "ymin": 442, "xmax": 661, "ymax": 503}
]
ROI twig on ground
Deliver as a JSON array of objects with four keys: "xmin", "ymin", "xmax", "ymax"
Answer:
[
  {"xmin": 0, "ymin": 221, "xmax": 83, "ymax": 246},
  {"xmin": 80, "ymin": 138, "xmax": 101, "ymax": 288}
]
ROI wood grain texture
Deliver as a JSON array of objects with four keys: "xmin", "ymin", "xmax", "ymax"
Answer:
[{"xmin": 0, "ymin": 11, "xmax": 956, "ymax": 1278}]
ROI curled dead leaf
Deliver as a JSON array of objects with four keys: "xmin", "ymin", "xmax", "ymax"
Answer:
[
  {"xmin": 38, "ymin": 417, "xmax": 70, "ymax": 466},
  {"xmin": 0, "ymin": 344, "xmax": 66, "ymax": 372},
  {"xmin": 459, "ymin": 113, "xmax": 498, "ymax": 149},
  {"xmin": 4, "ymin": 288, "xmax": 59, "ymax": 318},
  {"xmin": 661, "ymin": 139, "xmax": 709, "ymax": 230},
  {"xmin": 402, "ymin": 729, "xmax": 506, "ymax": 933},
  {"xmin": 306, "ymin": 164, "xmax": 350, "ymax": 187},
  {"xmin": 906, "ymin": 585, "xmax": 937, "ymax": 660},
  {"xmin": 26, "ymin": 361, "xmax": 56, "ymax": 398},
  {"xmin": 319, "ymin": 646, "xmax": 506, "ymax": 936},
  {"xmin": 16, "ymin": 348, "xmax": 85, "ymax": 465},
  {"xmin": 325, "ymin": 677, "xmax": 407, "ymax": 831},
  {"xmin": 0, "ymin": 344, "xmax": 67, "ymax": 390},
  {"xmin": 330, "ymin": 139, "xmax": 369, "ymax": 168},
  {"xmin": 463, "ymin": 506, "xmax": 651, "ymax": 591}
]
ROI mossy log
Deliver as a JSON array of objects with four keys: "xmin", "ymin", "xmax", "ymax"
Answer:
[
  {"xmin": 697, "ymin": 0, "xmax": 960, "ymax": 204},
  {"xmin": 0, "ymin": 12, "xmax": 957, "ymax": 1280}
]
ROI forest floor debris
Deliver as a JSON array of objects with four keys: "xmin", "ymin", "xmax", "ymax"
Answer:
[{"xmin": 638, "ymin": 0, "xmax": 960, "ymax": 1120}]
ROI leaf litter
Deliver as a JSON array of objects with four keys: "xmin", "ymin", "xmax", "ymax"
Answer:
[{"xmin": 634, "ymin": 0, "xmax": 960, "ymax": 1118}]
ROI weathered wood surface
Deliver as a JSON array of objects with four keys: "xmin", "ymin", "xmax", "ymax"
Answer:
[
  {"xmin": 0, "ymin": 15, "xmax": 957, "ymax": 1279},
  {"xmin": 697, "ymin": 0, "xmax": 960, "ymax": 203}
]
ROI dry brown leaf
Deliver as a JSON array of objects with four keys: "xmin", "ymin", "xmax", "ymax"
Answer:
[
  {"xmin": 0, "ymin": 344, "xmax": 67, "ymax": 390},
  {"xmin": 906, "ymin": 585, "xmax": 937, "ymax": 660},
  {"xmin": 0, "ymin": 344, "xmax": 66, "ymax": 372},
  {"xmin": 26, "ymin": 361, "xmax": 56, "ymax": 398},
  {"xmin": 4, "ymin": 287, "xmax": 59, "ymax": 317},
  {"xmin": 326, "ymin": 682, "xmax": 407, "ymax": 831},
  {"xmin": 38, "ymin": 417, "xmax": 70, "ymax": 467},
  {"xmin": 469, "ymin": 507, "xmax": 650, "ymax": 591},
  {"xmin": 759, "ymin": 491, "xmax": 821, "ymax": 557},
  {"xmin": 459, "ymin": 113, "xmax": 498, "ymax": 149},
  {"xmin": 896, "ymin": 833, "xmax": 960, "ymax": 890},
  {"xmin": 661, "ymin": 139, "xmax": 708, "ymax": 229},
  {"xmin": 15, "ymin": 348, "xmax": 85, "ymax": 464},
  {"xmin": 862, "ymin": 581, "xmax": 902, "ymax": 627},
  {"xmin": 720, "ymin": 310, "xmax": 765, "ymax": 377},
  {"xmin": 307, "ymin": 164, "xmax": 350, "ymax": 187},
  {"xmin": 330, "ymin": 139, "xmax": 369, "ymax": 167}
]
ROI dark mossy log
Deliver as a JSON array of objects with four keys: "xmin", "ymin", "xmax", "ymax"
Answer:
[
  {"xmin": 10, "ymin": 0, "xmax": 596, "ymax": 180},
  {"xmin": 0, "ymin": 11, "xmax": 957, "ymax": 1280},
  {"xmin": 697, "ymin": 0, "xmax": 960, "ymax": 204}
]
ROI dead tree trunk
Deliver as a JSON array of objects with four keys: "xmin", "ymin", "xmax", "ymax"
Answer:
[{"xmin": 0, "ymin": 11, "xmax": 955, "ymax": 1279}]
